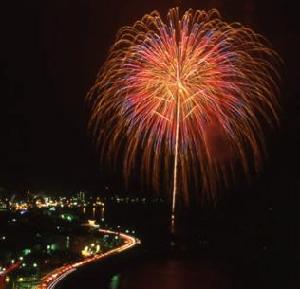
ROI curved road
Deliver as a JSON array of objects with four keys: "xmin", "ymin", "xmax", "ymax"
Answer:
[{"xmin": 37, "ymin": 229, "xmax": 140, "ymax": 289}]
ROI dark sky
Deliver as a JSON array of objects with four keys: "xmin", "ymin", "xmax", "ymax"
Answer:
[{"xmin": 0, "ymin": 0, "xmax": 299, "ymax": 196}]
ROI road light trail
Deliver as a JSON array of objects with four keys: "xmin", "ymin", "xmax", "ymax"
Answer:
[
  {"xmin": 47, "ymin": 269, "xmax": 76, "ymax": 289},
  {"xmin": 37, "ymin": 229, "xmax": 140, "ymax": 289}
]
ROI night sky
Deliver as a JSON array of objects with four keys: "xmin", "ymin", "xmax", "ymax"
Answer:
[{"xmin": 0, "ymin": 0, "xmax": 299, "ymax": 200}]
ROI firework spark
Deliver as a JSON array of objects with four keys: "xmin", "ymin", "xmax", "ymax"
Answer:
[{"xmin": 87, "ymin": 8, "xmax": 280, "ymax": 212}]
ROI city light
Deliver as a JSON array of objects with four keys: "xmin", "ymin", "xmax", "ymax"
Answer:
[
  {"xmin": 0, "ymin": 189, "xmax": 143, "ymax": 289},
  {"xmin": 38, "ymin": 229, "xmax": 139, "ymax": 289}
]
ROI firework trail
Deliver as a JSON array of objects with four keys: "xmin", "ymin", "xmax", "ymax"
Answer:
[{"xmin": 87, "ymin": 8, "xmax": 280, "ymax": 214}]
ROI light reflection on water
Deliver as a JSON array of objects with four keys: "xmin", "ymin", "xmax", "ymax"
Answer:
[
  {"xmin": 75, "ymin": 206, "xmax": 228, "ymax": 289},
  {"xmin": 81, "ymin": 206, "xmax": 102, "ymax": 221},
  {"xmin": 106, "ymin": 259, "xmax": 227, "ymax": 289},
  {"xmin": 109, "ymin": 274, "xmax": 121, "ymax": 289}
]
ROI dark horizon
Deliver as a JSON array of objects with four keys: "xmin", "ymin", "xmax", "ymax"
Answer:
[
  {"xmin": 0, "ymin": 0, "xmax": 299, "ymax": 200},
  {"xmin": 0, "ymin": 3, "xmax": 298, "ymax": 288}
]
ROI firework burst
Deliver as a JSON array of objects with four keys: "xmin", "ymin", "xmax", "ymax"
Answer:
[{"xmin": 87, "ymin": 8, "xmax": 280, "ymax": 212}]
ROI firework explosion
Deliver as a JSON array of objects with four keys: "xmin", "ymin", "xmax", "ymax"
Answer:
[{"xmin": 87, "ymin": 8, "xmax": 280, "ymax": 212}]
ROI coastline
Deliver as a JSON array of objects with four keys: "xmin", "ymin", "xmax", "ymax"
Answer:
[{"xmin": 37, "ymin": 229, "xmax": 140, "ymax": 289}]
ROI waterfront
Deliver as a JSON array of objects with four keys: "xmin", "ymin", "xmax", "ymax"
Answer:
[
  {"xmin": 0, "ymin": 192, "xmax": 142, "ymax": 289},
  {"xmin": 0, "ymin": 189, "xmax": 294, "ymax": 289},
  {"xmin": 59, "ymin": 203, "xmax": 294, "ymax": 289},
  {"xmin": 59, "ymin": 233, "xmax": 292, "ymax": 289},
  {"xmin": 1, "ymin": 0, "xmax": 298, "ymax": 288}
]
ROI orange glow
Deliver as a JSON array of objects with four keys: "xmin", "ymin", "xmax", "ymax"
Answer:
[
  {"xmin": 37, "ymin": 229, "xmax": 139, "ymax": 289},
  {"xmin": 87, "ymin": 7, "xmax": 281, "ymax": 208}
]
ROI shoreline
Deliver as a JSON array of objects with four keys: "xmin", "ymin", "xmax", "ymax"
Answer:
[{"xmin": 37, "ymin": 229, "xmax": 140, "ymax": 289}]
